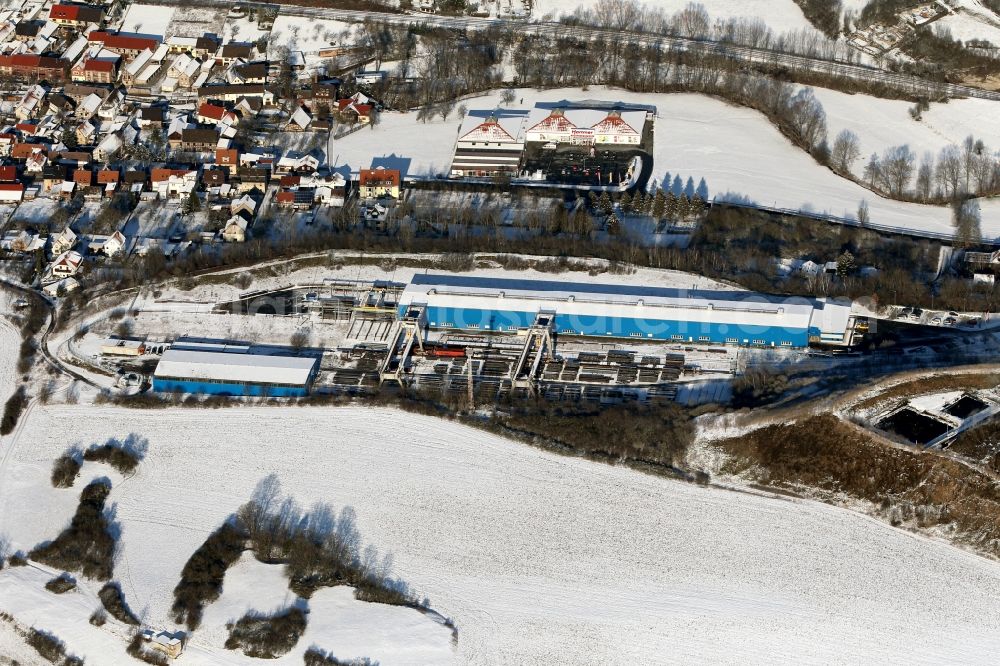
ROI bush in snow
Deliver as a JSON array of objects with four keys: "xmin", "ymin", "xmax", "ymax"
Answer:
[
  {"xmin": 51, "ymin": 450, "xmax": 82, "ymax": 488},
  {"xmin": 224, "ymin": 607, "xmax": 307, "ymax": 659},
  {"xmin": 44, "ymin": 573, "xmax": 76, "ymax": 594},
  {"xmin": 171, "ymin": 521, "xmax": 247, "ymax": 630},
  {"xmin": 303, "ymin": 647, "xmax": 378, "ymax": 666},
  {"xmin": 98, "ymin": 582, "xmax": 140, "ymax": 625},
  {"xmin": 29, "ymin": 479, "xmax": 116, "ymax": 581}
]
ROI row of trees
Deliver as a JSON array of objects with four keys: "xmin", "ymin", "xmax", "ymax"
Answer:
[{"xmin": 832, "ymin": 130, "xmax": 1000, "ymax": 202}]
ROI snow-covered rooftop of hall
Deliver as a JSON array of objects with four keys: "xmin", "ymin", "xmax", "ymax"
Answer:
[
  {"xmin": 404, "ymin": 273, "xmax": 825, "ymax": 314},
  {"xmin": 154, "ymin": 348, "xmax": 317, "ymax": 385}
]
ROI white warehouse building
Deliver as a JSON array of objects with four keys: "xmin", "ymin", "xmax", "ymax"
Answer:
[{"xmin": 398, "ymin": 274, "xmax": 856, "ymax": 348}]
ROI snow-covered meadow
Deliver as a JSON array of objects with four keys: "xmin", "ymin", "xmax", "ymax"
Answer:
[
  {"xmin": 4, "ymin": 398, "xmax": 1000, "ymax": 663},
  {"xmin": 333, "ymin": 86, "xmax": 1000, "ymax": 238},
  {"xmin": 531, "ymin": 0, "xmax": 815, "ymax": 32}
]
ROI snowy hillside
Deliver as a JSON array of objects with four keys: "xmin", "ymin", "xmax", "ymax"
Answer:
[
  {"xmin": 531, "ymin": 0, "xmax": 815, "ymax": 32},
  {"xmin": 3, "ymin": 398, "xmax": 1000, "ymax": 663},
  {"xmin": 333, "ymin": 86, "xmax": 1000, "ymax": 238}
]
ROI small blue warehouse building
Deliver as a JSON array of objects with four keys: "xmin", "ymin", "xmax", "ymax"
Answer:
[
  {"xmin": 152, "ymin": 347, "xmax": 318, "ymax": 397},
  {"xmin": 398, "ymin": 274, "xmax": 854, "ymax": 348}
]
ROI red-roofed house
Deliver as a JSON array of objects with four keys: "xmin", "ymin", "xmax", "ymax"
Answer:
[
  {"xmin": 151, "ymin": 167, "xmax": 197, "ymax": 198},
  {"xmin": 72, "ymin": 58, "xmax": 119, "ymax": 84},
  {"xmin": 197, "ymin": 102, "xmax": 237, "ymax": 125},
  {"xmin": 0, "ymin": 183, "xmax": 24, "ymax": 202},
  {"xmin": 359, "ymin": 167, "xmax": 400, "ymax": 200},
  {"xmin": 0, "ymin": 166, "xmax": 17, "ymax": 182},
  {"xmin": 336, "ymin": 99, "xmax": 374, "ymax": 124},
  {"xmin": 88, "ymin": 31, "xmax": 160, "ymax": 59},
  {"xmin": 49, "ymin": 4, "xmax": 103, "ymax": 27},
  {"xmin": 0, "ymin": 54, "xmax": 68, "ymax": 81},
  {"xmin": 11, "ymin": 144, "xmax": 45, "ymax": 160},
  {"xmin": 215, "ymin": 148, "xmax": 239, "ymax": 174}
]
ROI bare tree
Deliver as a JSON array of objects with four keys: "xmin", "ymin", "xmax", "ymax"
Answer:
[
  {"xmin": 953, "ymin": 199, "xmax": 982, "ymax": 249},
  {"xmin": 881, "ymin": 145, "xmax": 916, "ymax": 197},
  {"xmin": 915, "ymin": 151, "xmax": 934, "ymax": 201},
  {"xmin": 936, "ymin": 144, "xmax": 964, "ymax": 199},
  {"xmin": 830, "ymin": 129, "xmax": 861, "ymax": 173}
]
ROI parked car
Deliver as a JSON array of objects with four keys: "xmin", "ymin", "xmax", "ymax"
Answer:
[
  {"xmin": 944, "ymin": 317, "xmax": 957, "ymax": 326},
  {"xmin": 931, "ymin": 316, "xmax": 942, "ymax": 325}
]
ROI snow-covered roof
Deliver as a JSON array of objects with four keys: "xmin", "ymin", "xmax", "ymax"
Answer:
[
  {"xmin": 457, "ymin": 109, "xmax": 528, "ymax": 144},
  {"xmin": 154, "ymin": 348, "xmax": 317, "ymax": 386},
  {"xmin": 399, "ymin": 273, "xmax": 851, "ymax": 336}
]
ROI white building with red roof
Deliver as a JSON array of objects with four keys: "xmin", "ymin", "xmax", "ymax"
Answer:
[
  {"xmin": 450, "ymin": 109, "xmax": 528, "ymax": 178},
  {"xmin": 525, "ymin": 105, "xmax": 646, "ymax": 146}
]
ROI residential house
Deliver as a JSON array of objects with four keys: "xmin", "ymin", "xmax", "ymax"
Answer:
[
  {"xmin": 336, "ymin": 98, "xmax": 374, "ymax": 124},
  {"xmin": 73, "ymin": 168, "xmax": 93, "ymax": 189},
  {"xmin": 96, "ymin": 168, "xmax": 119, "ymax": 195},
  {"xmin": 75, "ymin": 92, "xmax": 104, "ymax": 119},
  {"xmin": 234, "ymin": 167, "xmax": 268, "ymax": 194},
  {"xmin": 97, "ymin": 89, "xmax": 125, "ymax": 120},
  {"xmin": 197, "ymin": 83, "xmax": 276, "ymax": 106},
  {"xmin": 50, "ymin": 250, "xmax": 83, "ymax": 278},
  {"xmin": 229, "ymin": 61, "xmax": 267, "ymax": 84},
  {"xmin": 138, "ymin": 106, "xmax": 165, "ymax": 128},
  {"xmin": 275, "ymin": 153, "xmax": 319, "ymax": 174},
  {"xmin": 167, "ymin": 53, "xmax": 202, "ymax": 87},
  {"xmin": 151, "ymin": 168, "xmax": 197, "ymax": 198},
  {"xmin": 49, "ymin": 4, "xmax": 103, "ymax": 28},
  {"xmin": 102, "ymin": 230, "xmax": 127, "ymax": 256},
  {"xmin": 222, "ymin": 214, "xmax": 249, "ymax": 242},
  {"xmin": 172, "ymin": 128, "xmax": 218, "ymax": 152},
  {"xmin": 0, "ymin": 166, "xmax": 17, "ymax": 182},
  {"xmin": 230, "ymin": 193, "xmax": 257, "ymax": 218},
  {"xmin": 0, "ymin": 134, "xmax": 16, "ymax": 157},
  {"xmin": 42, "ymin": 276, "xmax": 80, "ymax": 298},
  {"xmin": 76, "ymin": 120, "xmax": 97, "ymax": 145},
  {"xmin": 15, "ymin": 85, "xmax": 46, "ymax": 120},
  {"xmin": 202, "ymin": 168, "xmax": 227, "ymax": 190},
  {"xmin": 47, "ymin": 92, "xmax": 75, "ymax": 115},
  {"xmin": 287, "ymin": 106, "xmax": 311, "ymax": 132},
  {"xmin": 217, "ymin": 43, "xmax": 253, "ymax": 66},
  {"xmin": 123, "ymin": 169, "xmax": 147, "ymax": 194},
  {"xmin": 358, "ymin": 167, "xmax": 401, "ymax": 199},
  {"xmin": 0, "ymin": 183, "xmax": 24, "ymax": 203},
  {"xmin": 87, "ymin": 31, "xmax": 160, "ymax": 59},
  {"xmin": 13, "ymin": 21, "xmax": 43, "ymax": 43},
  {"xmin": 73, "ymin": 58, "xmax": 118, "ymax": 84},
  {"xmin": 276, "ymin": 188, "xmax": 314, "ymax": 210},
  {"xmin": 0, "ymin": 54, "xmax": 68, "ymax": 81},
  {"xmin": 121, "ymin": 48, "xmax": 153, "ymax": 85},
  {"xmin": 42, "ymin": 165, "xmax": 67, "ymax": 191},
  {"xmin": 197, "ymin": 102, "xmax": 238, "ymax": 126},
  {"xmin": 312, "ymin": 172, "xmax": 347, "ymax": 207},
  {"xmin": 52, "ymin": 227, "xmax": 77, "ymax": 254},
  {"xmin": 215, "ymin": 148, "xmax": 239, "ymax": 174},
  {"xmin": 25, "ymin": 150, "xmax": 48, "ymax": 173}
]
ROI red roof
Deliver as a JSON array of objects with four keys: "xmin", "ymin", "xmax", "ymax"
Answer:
[
  {"xmin": 96, "ymin": 169, "xmax": 119, "ymax": 184},
  {"xmin": 49, "ymin": 4, "xmax": 101, "ymax": 22},
  {"xmin": 0, "ymin": 54, "xmax": 66, "ymax": 71},
  {"xmin": 199, "ymin": 102, "xmax": 226, "ymax": 121},
  {"xmin": 151, "ymin": 167, "xmax": 194, "ymax": 182},
  {"xmin": 88, "ymin": 31, "xmax": 159, "ymax": 52},
  {"xmin": 0, "ymin": 134, "xmax": 15, "ymax": 144},
  {"xmin": 0, "ymin": 183, "xmax": 24, "ymax": 192},
  {"xmin": 359, "ymin": 168, "xmax": 400, "ymax": 188},
  {"xmin": 84, "ymin": 59, "xmax": 116, "ymax": 73},
  {"xmin": 215, "ymin": 148, "xmax": 238, "ymax": 165},
  {"xmin": 279, "ymin": 175, "xmax": 300, "ymax": 187},
  {"xmin": 73, "ymin": 169, "xmax": 93, "ymax": 185},
  {"xmin": 15, "ymin": 122, "xmax": 37, "ymax": 135},
  {"xmin": 276, "ymin": 191, "xmax": 295, "ymax": 203},
  {"xmin": 11, "ymin": 144, "xmax": 44, "ymax": 159},
  {"xmin": 0, "ymin": 166, "xmax": 17, "ymax": 182}
]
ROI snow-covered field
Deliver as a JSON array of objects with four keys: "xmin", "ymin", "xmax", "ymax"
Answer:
[
  {"xmin": 531, "ymin": 0, "xmax": 815, "ymax": 32},
  {"xmin": 118, "ymin": 3, "xmax": 174, "ymax": 37},
  {"xmin": 267, "ymin": 15, "xmax": 354, "ymax": 57},
  {"xmin": 334, "ymin": 86, "xmax": 1000, "ymax": 238},
  {"xmin": 4, "ymin": 400, "xmax": 1000, "ymax": 663},
  {"xmin": 938, "ymin": 0, "xmax": 1000, "ymax": 44}
]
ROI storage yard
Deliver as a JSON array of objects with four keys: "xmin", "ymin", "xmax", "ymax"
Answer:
[{"xmin": 80, "ymin": 272, "xmax": 869, "ymax": 402}]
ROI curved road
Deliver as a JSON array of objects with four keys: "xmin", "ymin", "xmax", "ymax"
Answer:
[{"xmin": 160, "ymin": 0, "xmax": 1000, "ymax": 102}]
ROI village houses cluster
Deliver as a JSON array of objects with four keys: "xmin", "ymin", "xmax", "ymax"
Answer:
[{"xmin": 0, "ymin": 0, "xmax": 397, "ymax": 296}]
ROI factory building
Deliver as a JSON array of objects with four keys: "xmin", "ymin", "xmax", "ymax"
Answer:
[
  {"xmin": 398, "ymin": 274, "xmax": 855, "ymax": 348},
  {"xmin": 152, "ymin": 344, "xmax": 318, "ymax": 396}
]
